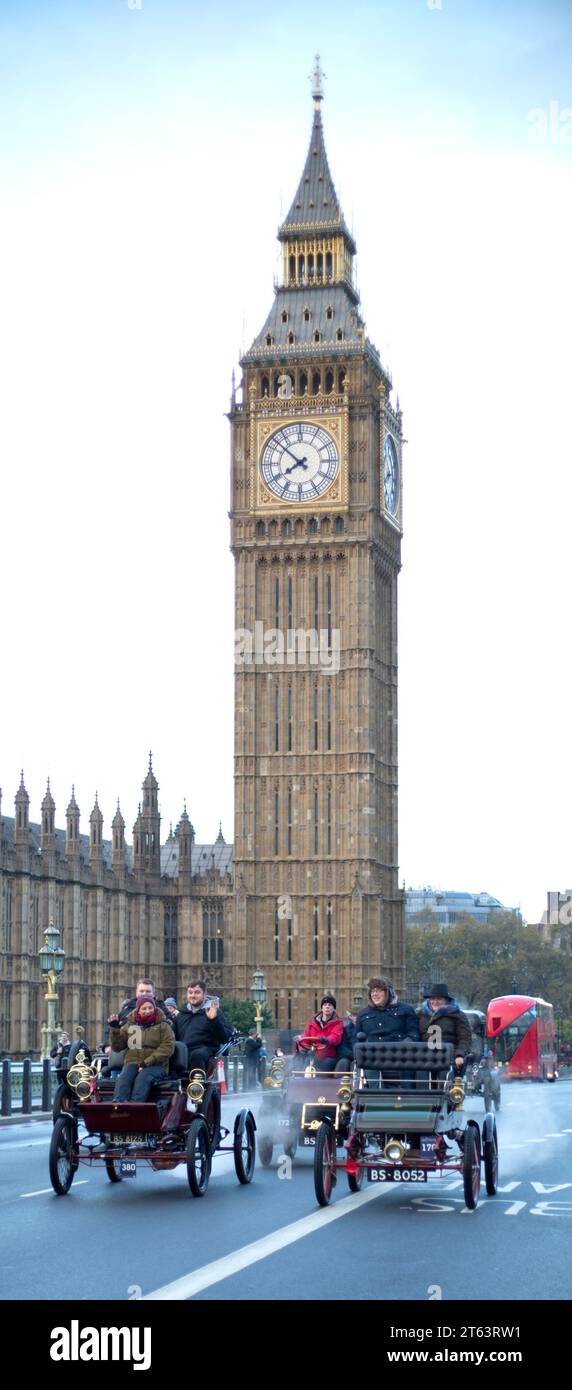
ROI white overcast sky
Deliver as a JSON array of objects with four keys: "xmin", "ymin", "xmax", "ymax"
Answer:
[{"xmin": 1, "ymin": 0, "xmax": 570, "ymax": 923}]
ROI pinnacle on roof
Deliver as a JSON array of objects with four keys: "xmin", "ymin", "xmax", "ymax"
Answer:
[
  {"xmin": 90, "ymin": 793, "xmax": 103, "ymax": 821},
  {"xmin": 16, "ymin": 770, "xmax": 29, "ymax": 802},
  {"xmin": 66, "ymin": 785, "xmax": 79, "ymax": 813},
  {"xmin": 42, "ymin": 779, "xmax": 55, "ymax": 809},
  {"xmin": 279, "ymin": 54, "xmax": 355, "ymax": 249},
  {"xmin": 215, "ymin": 822, "xmax": 226, "ymax": 844},
  {"xmin": 143, "ymin": 750, "xmax": 158, "ymax": 789},
  {"xmin": 112, "ymin": 800, "xmax": 125, "ymax": 829}
]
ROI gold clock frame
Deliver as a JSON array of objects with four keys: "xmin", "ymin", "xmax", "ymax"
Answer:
[{"xmin": 249, "ymin": 392, "xmax": 349, "ymax": 513}]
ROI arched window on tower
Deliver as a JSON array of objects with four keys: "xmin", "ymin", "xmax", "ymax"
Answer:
[
  {"xmin": 325, "ymin": 369, "xmax": 334, "ymax": 393},
  {"xmin": 299, "ymin": 371, "xmax": 308, "ymax": 395},
  {"xmin": 326, "ymin": 305, "xmax": 333, "ymax": 320},
  {"xmin": 281, "ymin": 310, "xmax": 288, "ymax": 324},
  {"xmin": 256, "ymin": 520, "xmax": 266, "ymax": 538},
  {"xmin": 288, "ymin": 331, "xmax": 295, "ymax": 345},
  {"xmin": 163, "ymin": 904, "xmax": 178, "ymax": 964},
  {"xmin": 261, "ymin": 374, "xmax": 269, "ymax": 397},
  {"xmin": 326, "ymin": 251, "xmax": 333, "ymax": 278},
  {"xmin": 289, "ymin": 254, "xmax": 295, "ymax": 282},
  {"xmin": 298, "ymin": 254, "xmax": 305, "ymax": 282},
  {"xmin": 304, "ymin": 307, "xmax": 311, "ymax": 323},
  {"xmin": 307, "ymin": 253, "xmax": 314, "ymax": 279},
  {"xmin": 314, "ymin": 330, "xmax": 321, "ymax": 344},
  {"xmin": 317, "ymin": 251, "xmax": 323, "ymax": 277},
  {"xmin": 312, "ymin": 370, "xmax": 321, "ymax": 394},
  {"xmin": 202, "ymin": 900, "xmax": 224, "ymax": 964},
  {"xmin": 338, "ymin": 369, "xmax": 346, "ymax": 392}
]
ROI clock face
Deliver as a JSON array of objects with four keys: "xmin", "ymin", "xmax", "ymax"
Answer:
[
  {"xmin": 383, "ymin": 434, "xmax": 399, "ymax": 515},
  {"xmin": 260, "ymin": 423, "xmax": 339, "ymax": 502}
]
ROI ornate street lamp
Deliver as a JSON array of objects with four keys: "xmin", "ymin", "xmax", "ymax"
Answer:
[
  {"xmin": 38, "ymin": 918, "xmax": 65, "ymax": 1060},
  {"xmin": 353, "ymin": 992, "xmax": 363, "ymax": 1010},
  {"xmin": 250, "ymin": 968, "xmax": 267, "ymax": 1039}
]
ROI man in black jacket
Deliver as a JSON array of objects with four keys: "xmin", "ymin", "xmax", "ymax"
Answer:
[
  {"xmin": 171, "ymin": 980, "xmax": 232, "ymax": 1073},
  {"xmin": 356, "ymin": 977, "xmax": 420, "ymax": 1043}
]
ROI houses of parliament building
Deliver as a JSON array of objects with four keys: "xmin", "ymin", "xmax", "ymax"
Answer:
[{"xmin": 0, "ymin": 65, "xmax": 406, "ymax": 1057}]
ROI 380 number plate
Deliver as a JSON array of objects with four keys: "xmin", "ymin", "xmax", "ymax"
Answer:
[
  {"xmin": 367, "ymin": 1168, "xmax": 427, "ymax": 1183},
  {"xmin": 119, "ymin": 1160, "xmax": 137, "ymax": 1178}
]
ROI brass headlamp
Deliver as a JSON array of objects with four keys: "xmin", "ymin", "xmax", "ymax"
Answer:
[
  {"xmin": 66, "ymin": 1049, "xmax": 96, "ymax": 1100},
  {"xmin": 186, "ymin": 1069, "xmax": 206, "ymax": 1103},
  {"xmin": 336, "ymin": 1075, "xmax": 353, "ymax": 1111}
]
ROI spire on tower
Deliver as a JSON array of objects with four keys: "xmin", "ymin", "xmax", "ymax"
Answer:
[{"xmin": 310, "ymin": 53, "xmax": 325, "ymax": 110}]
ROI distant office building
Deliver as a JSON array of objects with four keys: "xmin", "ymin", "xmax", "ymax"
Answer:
[{"xmin": 405, "ymin": 888, "xmax": 519, "ymax": 929}]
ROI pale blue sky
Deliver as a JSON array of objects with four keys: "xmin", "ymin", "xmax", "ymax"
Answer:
[{"xmin": 1, "ymin": 0, "xmax": 571, "ymax": 922}]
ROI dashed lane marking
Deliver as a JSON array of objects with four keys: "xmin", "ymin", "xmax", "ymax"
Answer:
[
  {"xmin": 142, "ymin": 1185, "xmax": 386, "ymax": 1300},
  {"xmin": 21, "ymin": 1182, "xmax": 89, "ymax": 1198}
]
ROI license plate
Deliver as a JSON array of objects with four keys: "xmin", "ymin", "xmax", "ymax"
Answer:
[
  {"xmin": 367, "ymin": 1168, "xmax": 427, "ymax": 1183},
  {"xmin": 302, "ymin": 1134, "xmax": 316, "ymax": 1146},
  {"xmin": 420, "ymin": 1137, "xmax": 436, "ymax": 1155},
  {"xmin": 119, "ymin": 1160, "xmax": 137, "ymax": 1178}
]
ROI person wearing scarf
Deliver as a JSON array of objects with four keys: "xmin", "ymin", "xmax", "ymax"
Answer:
[
  {"xmin": 295, "ymin": 994, "xmax": 344, "ymax": 1072},
  {"xmin": 108, "ymin": 996, "xmax": 175, "ymax": 1101}
]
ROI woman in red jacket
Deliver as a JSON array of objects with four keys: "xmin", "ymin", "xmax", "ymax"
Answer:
[{"xmin": 296, "ymin": 995, "xmax": 344, "ymax": 1072}]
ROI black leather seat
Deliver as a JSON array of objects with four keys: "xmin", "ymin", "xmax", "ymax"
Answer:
[{"xmin": 354, "ymin": 1040, "xmax": 453, "ymax": 1084}]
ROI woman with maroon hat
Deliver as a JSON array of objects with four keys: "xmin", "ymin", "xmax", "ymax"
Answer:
[
  {"xmin": 295, "ymin": 994, "xmax": 344, "ymax": 1073},
  {"xmin": 108, "ymin": 996, "xmax": 175, "ymax": 1101}
]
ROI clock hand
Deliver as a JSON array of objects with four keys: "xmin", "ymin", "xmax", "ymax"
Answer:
[
  {"xmin": 281, "ymin": 444, "xmax": 308, "ymax": 466},
  {"xmin": 284, "ymin": 458, "xmax": 308, "ymax": 474}
]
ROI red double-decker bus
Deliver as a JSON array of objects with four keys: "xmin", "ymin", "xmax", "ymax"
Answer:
[{"xmin": 486, "ymin": 995, "xmax": 558, "ymax": 1081}]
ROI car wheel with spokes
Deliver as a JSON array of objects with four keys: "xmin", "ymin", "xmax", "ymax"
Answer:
[
  {"xmin": 258, "ymin": 1136, "xmax": 274, "ymax": 1167},
  {"xmin": 484, "ymin": 1122, "xmax": 498, "ymax": 1195},
  {"xmin": 186, "ymin": 1118, "xmax": 212, "ymax": 1197},
  {"xmin": 105, "ymin": 1157, "xmax": 123, "ymax": 1183},
  {"xmin": 49, "ymin": 1116, "xmax": 78, "ymax": 1195},
  {"xmin": 314, "ymin": 1121, "xmax": 336, "ymax": 1207},
  {"xmin": 234, "ymin": 1112, "xmax": 256, "ymax": 1184},
  {"xmin": 462, "ymin": 1124, "xmax": 481, "ymax": 1210}
]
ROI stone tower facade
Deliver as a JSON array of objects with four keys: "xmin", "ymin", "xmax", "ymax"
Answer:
[{"xmin": 230, "ymin": 65, "xmax": 405, "ymax": 1028}]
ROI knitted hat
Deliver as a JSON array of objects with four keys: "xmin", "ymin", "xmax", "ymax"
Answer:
[
  {"xmin": 134, "ymin": 996, "xmax": 158, "ymax": 1025},
  {"xmin": 321, "ymin": 994, "xmax": 336, "ymax": 1008}
]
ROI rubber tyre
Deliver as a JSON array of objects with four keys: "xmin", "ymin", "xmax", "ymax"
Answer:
[
  {"xmin": 234, "ymin": 1113, "xmax": 256, "ymax": 1184},
  {"xmin": 462, "ymin": 1124, "xmax": 481, "ymax": 1210},
  {"xmin": 202, "ymin": 1084, "xmax": 222, "ymax": 1150},
  {"xmin": 484, "ymin": 1126, "xmax": 498, "ymax": 1196},
  {"xmin": 258, "ymin": 1137, "xmax": 274, "ymax": 1167},
  {"xmin": 284, "ymin": 1134, "xmax": 297, "ymax": 1160},
  {"xmin": 347, "ymin": 1164, "xmax": 364, "ymax": 1192},
  {"xmin": 49, "ymin": 1116, "xmax": 78, "ymax": 1195},
  {"xmin": 314, "ymin": 1121, "xmax": 336, "ymax": 1207},
  {"xmin": 52, "ymin": 1083, "xmax": 73, "ymax": 1123},
  {"xmin": 186, "ymin": 1118, "xmax": 211, "ymax": 1197},
  {"xmin": 105, "ymin": 1158, "xmax": 123, "ymax": 1183}
]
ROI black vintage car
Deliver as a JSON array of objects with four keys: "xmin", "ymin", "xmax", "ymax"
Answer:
[{"xmin": 312, "ymin": 1040, "xmax": 499, "ymax": 1212}]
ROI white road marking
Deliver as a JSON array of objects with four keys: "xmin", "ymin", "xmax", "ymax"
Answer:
[
  {"xmin": 143, "ymin": 1186, "xmax": 385, "ymax": 1300},
  {"xmin": 530, "ymin": 1181, "xmax": 572, "ymax": 1194},
  {"xmin": 21, "ymin": 1181, "xmax": 89, "ymax": 1198}
]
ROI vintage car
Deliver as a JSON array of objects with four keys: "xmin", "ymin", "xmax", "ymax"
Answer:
[
  {"xmin": 312, "ymin": 1039, "xmax": 499, "ymax": 1211},
  {"xmin": 257, "ymin": 1038, "xmax": 349, "ymax": 1164},
  {"xmin": 48, "ymin": 1039, "xmax": 256, "ymax": 1198}
]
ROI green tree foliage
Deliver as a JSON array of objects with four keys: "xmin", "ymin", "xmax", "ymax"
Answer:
[
  {"xmin": 220, "ymin": 997, "xmax": 273, "ymax": 1035},
  {"xmin": 406, "ymin": 914, "xmax": 572, "ymax": 1024}
]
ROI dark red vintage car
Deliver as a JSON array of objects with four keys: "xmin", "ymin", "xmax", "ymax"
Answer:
[{"xmin": 48, "ymin": 1040, "xmax": 255, "ymax": 1198}]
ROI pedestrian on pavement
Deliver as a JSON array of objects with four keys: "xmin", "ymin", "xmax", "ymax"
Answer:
[
  {"xmin": 418, "ymin": 984, "xmax": 472, "ymax": 1070},
  {"xmin": 108, "ymin": 996, "xmax": 175, "ymax": 1101},
  {"xmin": 171, "ymin": 980, "xmax": 232, "ymax": 1073},
  {"xmin": 50, "ymin": 1032, "xmax": 71, "ymax": 1076},
  {"xmin": 244, "ymin": 1027, "xmax": 262, "ymax": 1088},
  {"xmin": 295, "ymin": 995, "xmax": 344, "ymax": 1072}
]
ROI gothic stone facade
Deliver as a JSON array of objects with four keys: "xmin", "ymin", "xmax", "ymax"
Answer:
[{"xmin": 0, "ymin": 767, "xmax": 233, "ymax": 1058}]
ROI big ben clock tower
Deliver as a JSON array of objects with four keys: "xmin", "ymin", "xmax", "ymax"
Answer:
[{"xmin": 230, "ymin": 61, "xmax": 405, "ymax": 1027}]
